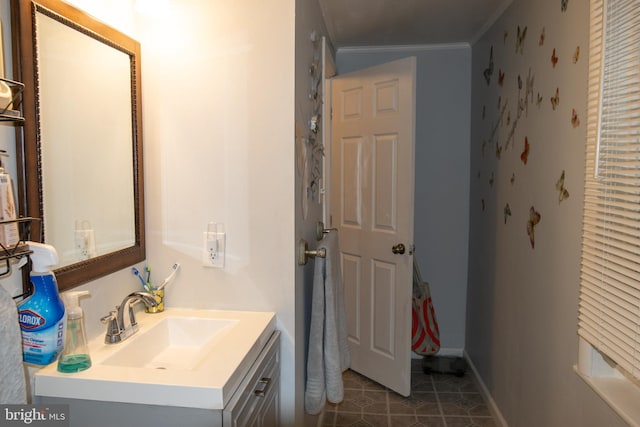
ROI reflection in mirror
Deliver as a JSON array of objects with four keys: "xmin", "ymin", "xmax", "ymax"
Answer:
[{"xmin": 12, "ymin": 0, "xmax": 145, "ymax": 291}]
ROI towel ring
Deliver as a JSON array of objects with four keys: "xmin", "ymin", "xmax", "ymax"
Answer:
[{"xmin": 298, "ymin": 238, "xmax": 326, "ymax": 265}]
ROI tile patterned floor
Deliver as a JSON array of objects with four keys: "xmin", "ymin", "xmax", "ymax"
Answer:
[{"xmin": 320, "ymin": 360, "xmax": 497, "ymax": 427}]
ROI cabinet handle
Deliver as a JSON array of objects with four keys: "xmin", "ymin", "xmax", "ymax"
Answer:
[{"xmin": 254, "ymin": 377, "xmax": 271, "ymax": 397}]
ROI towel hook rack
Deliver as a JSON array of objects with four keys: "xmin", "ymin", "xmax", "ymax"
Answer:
[
  {"xmin": 298, "ymin": 238, "xmax": 326, "ymax": 265},
  {"xmin": 316, "ymin": 221, "xmax": 337, "ymax": 241}
]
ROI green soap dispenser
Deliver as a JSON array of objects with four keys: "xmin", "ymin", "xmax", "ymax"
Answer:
[{"xmin": 57, "ymin": 291, "xmax": 92, "ymax": 373}]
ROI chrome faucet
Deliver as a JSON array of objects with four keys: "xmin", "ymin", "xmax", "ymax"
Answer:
[{"xmin": 100, "ymin": 291, "xmax": 158, "ymax": 344}]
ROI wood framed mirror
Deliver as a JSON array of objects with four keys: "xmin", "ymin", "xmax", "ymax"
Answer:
[{"xmin": 11, "ymin": 0, "xmax": 145, "ymax": 291}]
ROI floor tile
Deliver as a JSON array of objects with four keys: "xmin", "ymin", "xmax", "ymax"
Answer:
[
  {"xmin": 321, "ymin": 410, "xmax": 336, "ymax": 426},
  {"xmin": 443, "ymin": 416, "xmax": 497, "ymax": 427},
  {"xmin": 432, "ymin": 373, "xmax": 478, "ymax": 393},
  {"xmin": 470, "ymin": 417, "xmax": 498, "ymax": 427},
  {"xmin": 388, "ymin": 414, "xmax": 419, "ymax": 426},
  {"xmin": 438, "ymin": 393, "xmax": 491, "ymax": 417},
  {"xmin": 411, "ymin": 372, "xmax": 435, "ymax": 392},
  {"xmin": 333, "ymin": 388, "xmax": 388, "ymax": 414},
  {"xmin": 318, "ymin": 365, "xmax": 497, "ymax": 427},
  {"xmin": 388, "ymin": 391, "xmax": 440, "ymax": 416},
  {"xmin": 361, "ymin": 412, "xmax": 391, "ymax": 427},
  {"xmin": 343, "ymin": 370, "xmax": 388, "ymax": 391},
  {"xmin": 415, "ymin": 416, "xmax": 447, "ymax": 427},
  {"xmin": 335, "ymin": 411, "xmax": 384, "ymax": 426},
  {"xmin": 411, "ymin": 358, "xmax": 424, "ymax": 372}
]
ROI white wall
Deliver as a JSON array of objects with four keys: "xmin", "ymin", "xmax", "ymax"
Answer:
[
  {"xmin": 3, "ymin": 0, "xmax": 302, "ymax": 424},
  {"xmin": 467, "ymin": 0, "xmax": 629, "ymax": 425},
  {"xmin": 336, "ymin": 47, "xmax": 472, "ymax": 354},
  {"xmin": 139, "ymin": 1, "xmax": 297, "ymax": 424}
]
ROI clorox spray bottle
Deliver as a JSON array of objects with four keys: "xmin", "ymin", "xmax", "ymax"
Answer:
[{"xmin": 18, "ymin": 242, "xmax": 65, "ymax": 365}]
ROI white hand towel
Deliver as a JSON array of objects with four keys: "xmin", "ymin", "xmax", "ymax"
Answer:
[
  {"xmin": 304, "ymin": 230, "xmax": 350, "ymax": 415},
  {"xmin": 0, "ymin": 285, "xmax": 27, "ymax": 404}
]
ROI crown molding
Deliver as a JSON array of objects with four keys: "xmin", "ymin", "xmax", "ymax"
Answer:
[{"xmin": 336, "ymin": 43, "xmax": 471, "ymax": 55}]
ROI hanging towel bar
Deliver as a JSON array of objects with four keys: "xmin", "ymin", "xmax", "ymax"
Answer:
[
  {"xmin": 316, "ymin": 221, "xmax": 337, "ymax": 241},
  {"xmin": 298, "ymin": 238, "xmax": 326, "ymax": 265}
]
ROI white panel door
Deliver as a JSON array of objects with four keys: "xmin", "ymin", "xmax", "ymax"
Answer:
[{"xmin": 330, "ymin": 57, "xmax": 416, "ymax": 396}]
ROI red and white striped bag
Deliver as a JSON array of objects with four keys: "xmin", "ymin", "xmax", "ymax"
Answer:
[{"xmin": 411, "ymin": 258, "xmax": 440, "ymax": 355}]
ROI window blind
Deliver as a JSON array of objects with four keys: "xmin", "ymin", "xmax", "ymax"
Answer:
[
  {"xmin": 578, "ymin": 0, "xmax": 640, "ymax": 381},
  {"xmin": 578, "ymin": 0, "xmax": 640, "ymax": 379}
]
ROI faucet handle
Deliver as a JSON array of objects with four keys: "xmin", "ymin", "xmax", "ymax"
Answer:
[
  {"xmin": 101, "ymin": 310, "xmax": 121, "ymax": 344},
  {"xmin": 128, "ymin": 303, "xmax": 138, "ymax": 327},
  {"xmin": 100, "ymin": 310, "xmax": 117, "ymax": 324}
]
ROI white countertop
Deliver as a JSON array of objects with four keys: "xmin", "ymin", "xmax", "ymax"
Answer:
[{"xmin": 34, "ymin": 308, "xmax": 276, "ymax": 410}]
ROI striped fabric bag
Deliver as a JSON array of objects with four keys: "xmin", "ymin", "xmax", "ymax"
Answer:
[{"xmin": 411, "ymin": 258, "xmax": 440, "ymax": 355}]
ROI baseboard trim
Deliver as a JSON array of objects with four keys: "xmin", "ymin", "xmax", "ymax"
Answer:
[
  {"xmin": 411, "ymin": 347, "xmax": 465, "ymax": 359},
  {"xmin": 464, "ymin": 350, "xmax": 509, "ymax": 427}
]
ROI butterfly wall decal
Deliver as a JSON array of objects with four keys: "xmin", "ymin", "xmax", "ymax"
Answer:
[
  {"xmin": 539, "ymin": 27, "xmax": 545, "ymax": 46},
  {"xmin": 571, "ymin": 109, "xmax": 580, "ymax": 127},
  {"xmin": 498, "ymin": 69, "xmax": 505, "ymax": 86},
  {"xmin": 551, "ymin": 48, "xmax": 559, "ymax": 67},
  {"xmin": 550, "ymin": 88, "xmax": 560, "ymax": 110},
  {"xmin": 520, "ymin": 137, "xmax": 530, "ymax": 164},
  {"xmin": 561, "ymin": 0, "xmax": 568, "ymax": 12},
  {"xmin": 525, "ymin": 69, "xmax": 535, "ymax": 103},
  {"xmin": 556, "ymin": 170, "xmax": 570, "ymax": 203},
  {"xmin": 527, "ymin": 206, "xmax": 541, "ymax": 249},
  {"xmin": 516, "ymin": 25, "xmax": 527, "ymax": 54},
  {"xmin": 573, "ymin": 46, "xmax": 580, "ymax": 63},
  {"xmin": 537, "ymin": 93, "xmax": 543, "ymax": 107},
  {"xmin": 484, "ymin": 47, "xmax": 494, "ymax": 85},
  {"xmin": 504, "ymin": 203, "xmax": 512, "ymax": 224}
]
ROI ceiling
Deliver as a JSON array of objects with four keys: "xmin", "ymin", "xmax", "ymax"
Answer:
[{"xmin": 318, "ymin": 0, "xmax": 513, "ymax": 49}]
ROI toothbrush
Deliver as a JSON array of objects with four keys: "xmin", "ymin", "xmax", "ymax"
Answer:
[
  {"xmin": 131, "ymin": 267, "xmax": 150, "ymax": 291},
  {"xmin": 145, "ymin": 265, "xmax": 151, "ymax": 289},
  {"xmin": 157, "ymin": 263, "xmax": 180, "ymax": 291}
]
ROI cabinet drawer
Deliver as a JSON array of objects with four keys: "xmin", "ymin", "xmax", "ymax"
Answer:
[{"xmin": 223, "ymin": 331, "xmax": 280, "ymax": 427}]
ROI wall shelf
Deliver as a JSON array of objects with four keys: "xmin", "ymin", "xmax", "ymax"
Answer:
[
  {"xmin": 0, "ymin": 78, "xmax": 25, "ymax": 122},
  {"xmin": 2, "ymin": 217, "xmax": 40, "ymax": 299}
]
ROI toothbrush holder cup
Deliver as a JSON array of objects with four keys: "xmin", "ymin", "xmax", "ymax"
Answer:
[{"xmin": 145, "ymin": 289, "xmax": 164, "ymax": 313}]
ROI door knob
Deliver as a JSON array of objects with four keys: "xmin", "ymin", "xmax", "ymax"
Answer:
[{"xmin": 392, "ymin": 243, "xmax": 406, "ymax": 254}]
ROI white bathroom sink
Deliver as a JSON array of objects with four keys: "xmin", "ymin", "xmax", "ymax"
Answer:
[
  {"xmin": 34, "ymin": 308, "xmax": 276, "ymax": 410},
  {"xmin": 102, "ymin": 316, "xmax": 239, "ymax": 370}
]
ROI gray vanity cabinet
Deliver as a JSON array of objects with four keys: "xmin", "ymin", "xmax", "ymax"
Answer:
[
  {"xmin": 37, "ymin": 331, "xmax": 281, "ymax": 427},
  {"xmin": 223, "ymin": 331, "xmax": 281, "ymax": 427}
]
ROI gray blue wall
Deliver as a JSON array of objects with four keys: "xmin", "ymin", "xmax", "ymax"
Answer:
[{"xmin": 467, "ymin": 0, "xmax": 628, "ymax": 425}]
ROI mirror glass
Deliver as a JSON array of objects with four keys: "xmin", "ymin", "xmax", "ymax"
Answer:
[{"xmin": 12, "ymin": 0, "xmax": 145, "ymax": 291}]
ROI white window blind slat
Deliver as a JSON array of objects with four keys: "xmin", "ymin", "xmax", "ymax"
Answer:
[
  {"xmin": 580, "ymin": 273, "xmax": 640, "ymax": 303},
  {"xmin": 581, "ymin": 285, "xmax": 640, "ymax": 326},
  {"xmin": 579, "ymin": 0, "xmax": 640, "ymax": 383},
  {"xmin": 580, "ymin": 282, "xmax": 640, "ymax": 324},
  {"xmin": 583, "ymin": 224, "xmax": 640, "ymax": 250}
]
